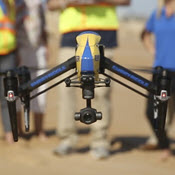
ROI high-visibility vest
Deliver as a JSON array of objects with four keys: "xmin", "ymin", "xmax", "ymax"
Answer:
[
  {"xmin": 59, "ymin": 5, "xmax": 119, "ymax": 34},
  {"xmin": 0, "ymin": 0, "xmax": 16, "ymax": 55}
]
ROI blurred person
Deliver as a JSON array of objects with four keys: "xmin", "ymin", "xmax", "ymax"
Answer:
[
  {"xmin": 0, "ymin": 0, "xmax": 26, "ymax": 144},
  {"xmin": 17, "ymin": 0, "xmax": 48, "ymax": 140},
  {"xmin": 47, "ymin": 0, "xmax": 131, "ymax": 159},
  {"xmin": 141, "ymin": 0, "xmax": 175, "ymax": 159}
]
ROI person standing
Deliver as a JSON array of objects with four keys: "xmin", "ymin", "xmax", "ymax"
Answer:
[
  {"xmin": 17, "ymin": 0, "xmax": 48, "ymax": 140},
  {"xmin": 141, "ymin": 0, "xmax": 175, "ymax": 159},
  {"xmin": 0, "ymin": 0, "xmax": 24, "ymax": 144},
  {"xmin": 47, "ymin": 0, "xmax": 131, "ymax": 159}
]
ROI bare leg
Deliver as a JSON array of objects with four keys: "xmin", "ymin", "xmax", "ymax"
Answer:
[
  {"xmin": 160, "ymin": 149, "xmax": 172, "ymax": 161},
  {"xmin": 4, "ymin": 132, "xmax": 14, "ymax": 144}
]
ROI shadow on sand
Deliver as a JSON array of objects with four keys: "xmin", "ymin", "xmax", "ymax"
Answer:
[{"xmin": 14, "ymin": 127, "xmax": 175, "ymax": 156}]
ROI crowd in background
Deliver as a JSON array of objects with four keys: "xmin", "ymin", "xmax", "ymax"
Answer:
[{"xmin": 0, "ymin": 0, "xmax": 175, "ymax": 161}]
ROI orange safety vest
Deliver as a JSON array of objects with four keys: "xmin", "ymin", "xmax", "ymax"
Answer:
[{"xmin": 0, "ymin": 0, "xmax": 16, "ymax": 55}]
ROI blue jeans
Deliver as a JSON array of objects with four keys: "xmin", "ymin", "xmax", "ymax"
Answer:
[{"xmin": 0, "ymin": 51, "xmax": 16, "ymax": 132}]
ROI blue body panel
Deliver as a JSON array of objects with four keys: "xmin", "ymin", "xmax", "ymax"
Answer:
[{"xmin": 81, "ymin": 39, "xmax": 94, "ymax": 73}]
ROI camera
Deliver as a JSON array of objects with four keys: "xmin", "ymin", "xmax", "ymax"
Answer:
[{"xmin": 75, "ymin": 107, "xmax": 102, "ymax": 124}]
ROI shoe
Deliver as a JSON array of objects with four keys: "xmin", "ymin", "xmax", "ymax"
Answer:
[
  {"xmin": 53, "ymin": 143, "xmax": 74, "ymax": 156},
  {"xmin": 139, "ymin": 144, "xmax": 159, "ymax": 151},
  {"xmin": 90, "ymin": 147, "xmax": 110, "ymax": 160}
]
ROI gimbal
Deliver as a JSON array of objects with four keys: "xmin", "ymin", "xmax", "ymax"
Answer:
[{"xmin": 2, "ymin": 31, "xmax": 171, "ymax": 142}]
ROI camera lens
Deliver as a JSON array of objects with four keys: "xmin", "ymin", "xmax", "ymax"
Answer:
[
  {"xmin": 75, "ymin": 107, "xmax": 102, "ymax": 124},
  {"xmin": 83, "ymin": 113, "xmax": 92, "ymax": 123}
]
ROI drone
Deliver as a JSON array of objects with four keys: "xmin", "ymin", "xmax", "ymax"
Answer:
[{"xmin": 2, "ymin": 31, "xmax": 171, "ymax": 142}]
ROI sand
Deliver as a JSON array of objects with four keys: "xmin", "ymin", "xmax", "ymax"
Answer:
[{"xmin": 0, "ymin": 20, "xmax": 175, "ymax": 175}]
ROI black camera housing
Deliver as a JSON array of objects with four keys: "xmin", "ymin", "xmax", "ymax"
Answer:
[{"xmin": 75, "ymin": 107, "xmax": 102, "ymax": 124}]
